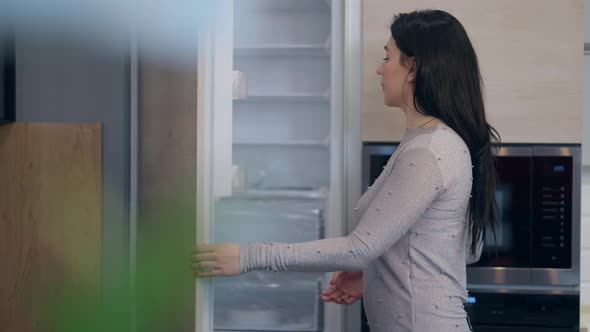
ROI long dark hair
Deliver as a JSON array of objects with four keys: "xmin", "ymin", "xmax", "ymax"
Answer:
[{"xmin": 390, "ymin": 10, "xmax": 500, "ymax": 254}]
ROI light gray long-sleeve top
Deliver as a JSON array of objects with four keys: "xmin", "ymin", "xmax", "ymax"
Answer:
[{"xmin": 240, "ymin": 123, "xmax": 482, "ymax": 332}]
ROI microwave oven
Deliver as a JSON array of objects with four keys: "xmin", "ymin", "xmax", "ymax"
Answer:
[
  {"xmin": 361, "ymin": 143, "xmax": 581, "ymax": 331},
  {"xmin": 362, "ymin": 144, "xmax": 581, "ymax": 287}
]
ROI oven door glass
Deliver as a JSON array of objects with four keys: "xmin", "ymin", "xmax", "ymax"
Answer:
[{"xmin": 470, "ymin": 156, "xmax": 532, "ymax": 268}]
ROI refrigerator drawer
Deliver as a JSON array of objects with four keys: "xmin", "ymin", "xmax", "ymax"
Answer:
[
  {"xmin": 214, "ymin": 198, "xmax": 324, "ymax": 244},
  {"xmin": 213, "ymin": 273, "xmax": 323, "ymax": 331}
]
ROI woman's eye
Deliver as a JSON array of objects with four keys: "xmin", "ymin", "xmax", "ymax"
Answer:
[{"xmin": 382, "ymin": 57, "xmax": 389, "ymax": 62}]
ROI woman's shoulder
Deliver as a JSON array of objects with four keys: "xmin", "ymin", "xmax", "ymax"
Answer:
[
  {"xmin": 399, "ymin": 125, "xmax": 471, "ymax": 180},
  {"xmin": 401, "ymin": 124, "xmax": 469, "ymax": 159},
  {"xmin": 430, "ymin": 125, "xmax": 470, "ymax": 156}
]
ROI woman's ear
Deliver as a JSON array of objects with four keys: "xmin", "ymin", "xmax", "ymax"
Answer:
[{"xmin": 406, "ymin": 57, "xmax": 417, "ymax": 83}]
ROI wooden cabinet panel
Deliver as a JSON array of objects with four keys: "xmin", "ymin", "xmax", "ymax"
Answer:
[
  {"xmin": 363, "ymin": 0, "xmax": 583, "ymax": 143},
  {"xmin": 0, "ymin": 123, "xmax": 102, "ymax": 332}
]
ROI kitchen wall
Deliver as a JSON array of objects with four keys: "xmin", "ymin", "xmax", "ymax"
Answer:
[{"xmin": 363, "ymin": 0, "xmax": 583, "ymax": 144}]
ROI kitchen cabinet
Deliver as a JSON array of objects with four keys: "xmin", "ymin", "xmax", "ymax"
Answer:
[
  {"xmin": 362, "ymin": 0, "xmax": 583, "ymax": 144},
  {"xmin": 0, "ymin": 123, "xmax": 102, "ymax": 332}
]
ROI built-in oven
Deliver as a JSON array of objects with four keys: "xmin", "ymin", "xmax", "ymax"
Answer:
[
  {"xmin": 467, "ymin": 146, "xmax": 581, "ymax": 288},
  {"xmin": 362, "ymin": 143, "xmax": 582, "ymax": 332}
]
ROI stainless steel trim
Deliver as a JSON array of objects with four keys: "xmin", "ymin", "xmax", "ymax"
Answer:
[
  {"xmin": 532, "ymin": 145, "xmax": 580, "ymax": 157},
  {"xmin": 467, "ymin": 267, "xmax": 531, "ymax": 285},
  {"xmin": 344, "ymin": 1, "xmax": 363, "ymax": 332},
  {"xmin": 326, "ymin": 16, "xmax": 345, "ymax": 332},
  {"xmin": 344, "ymin": 0, "xmax": 364, "ymax": 237},
  {"xmin": 195, "ymin": 10, "xmax": 216, "ymax": 332},
  {"xmin": 531, "ymin": 268, "xmax": 579, "ymax": 286},
  {"xmin": 467, "ymin": 284, "xmax": 580, "ymax": 295},
  {"xmin": 493, "ymin": 146, "xmax": 533, "ymax": 157}
]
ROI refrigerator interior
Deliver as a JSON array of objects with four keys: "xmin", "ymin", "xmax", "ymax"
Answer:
[{"xmin": 212, "ymin": 1, "xmax": 335, "ymax": 331}]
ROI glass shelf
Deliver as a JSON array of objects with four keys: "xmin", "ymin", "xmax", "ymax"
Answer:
[
  {"xmin": 233, "ymin": 139, "xmax": 328, "ymax": 147},
  {"xmin": 235, "ymin": 44, "xmax": 330, "ymax": 57},
  {"xmin": 234, "ymin": 93, "xmax": 329, "ymax": 103},
  {"xmin": 229, "ymin": 188, "xmax": 328, "ymax": 200}
]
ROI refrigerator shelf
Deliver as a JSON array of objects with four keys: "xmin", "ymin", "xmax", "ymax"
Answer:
[
  {"xmin": 236, "ymin": 0, "xmax": 331, "ymax": 13},
  {"xmin": 230, "ymin": 189, "xmax": 328, "ymax": 200},
  {"xmin": 233, "ymin": 140, "xmax": 328, "ymax": 147},
  {"xmin": 215, "ymin": 327, "xmax": 320, "ymax": 332},
  {"xmin": 233, "ymin": 93, "xmax": 329, "ymax": 103},
  {"xmin": 214, "ymin": 272, "xmax": 323, "ymax": 292},
  {"xmin": 235, "ymin": 44, "xmax": 330, "ymax": 57}
]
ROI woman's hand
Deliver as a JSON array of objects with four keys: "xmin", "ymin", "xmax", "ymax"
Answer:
[
  {"xmin": 321, "ymin": 271, "xmax": 364, "ymax": 305},
  {"xmin": 191, "ymin": 242, "xmax": 241, "ymax": 277}
]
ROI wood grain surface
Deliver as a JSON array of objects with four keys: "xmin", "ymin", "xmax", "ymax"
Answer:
[
  {"xmin": 0, "ymin": 123, "xmax": 102, "ymax": 332},
  {"xmin": 362, "ymin": 0, "xmax": 583, "ymax": 143}
]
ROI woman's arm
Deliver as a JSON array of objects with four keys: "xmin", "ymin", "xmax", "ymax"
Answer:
[{"xmin": 240, "ymin": 147, "xmax": 444, "ymax": 273}]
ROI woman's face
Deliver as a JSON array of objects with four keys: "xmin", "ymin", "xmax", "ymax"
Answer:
[{"xmin": 376, "ymin": 37, "xmax": 415, "ymax": 107}]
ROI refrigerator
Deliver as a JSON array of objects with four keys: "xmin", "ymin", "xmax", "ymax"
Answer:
[{"xmin": 195, "ymin": 1, "xmax": 363, "ymax": 331}]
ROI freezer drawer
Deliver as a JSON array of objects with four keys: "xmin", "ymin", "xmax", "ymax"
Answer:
[
  {"xmin": 213, "ymin": 272, "xmax": 323, "ymax": 331},
  {"xmin": 214, "ymin": 198, "xmax": 324, "ymax": 244}
]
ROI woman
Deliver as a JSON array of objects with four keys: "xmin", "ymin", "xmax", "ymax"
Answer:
[{"xmin": 192, "ymin": 9, "xmax": 499, "ymax": 332}]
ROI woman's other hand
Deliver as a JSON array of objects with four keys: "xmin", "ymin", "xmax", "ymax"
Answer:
[{"xmin": 321, "ymin": 271, "xmax": 364, "ymax": 305}]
